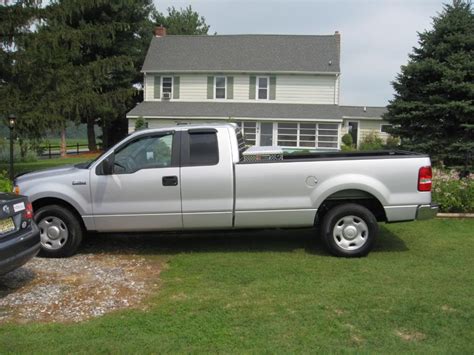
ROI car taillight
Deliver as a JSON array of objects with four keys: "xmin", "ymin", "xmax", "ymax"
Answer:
[
  {"xmin": 23, "ymin": 202, "xmax": 34, "ymax": 219},
  {"xmin": 418, "ymin": 166, "xmax": 432, "ymax": 192}
]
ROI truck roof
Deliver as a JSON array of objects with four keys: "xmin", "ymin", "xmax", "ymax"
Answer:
[{"xmin": 130, "ymin": 123, "xmax": 237, "ymax": 136}]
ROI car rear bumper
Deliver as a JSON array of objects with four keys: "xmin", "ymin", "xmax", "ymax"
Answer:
[
  {"xmin": 416, "ymin": 203, "xmax": 439, "ymax": 220},
  {"xmin": 0, "ymin": 223, "xmax": 40, "ymax": 275}
]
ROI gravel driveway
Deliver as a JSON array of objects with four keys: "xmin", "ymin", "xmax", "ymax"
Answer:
[{"xmin": 0, "ymin": 234, "xmax": 164, "ymax": 323}]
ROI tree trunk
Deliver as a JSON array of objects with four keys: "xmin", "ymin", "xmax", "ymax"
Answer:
[
  {"xmin": 87, "ymin": 118, "xmax": 97, "ymax": 151},
  {"xmin": 60, "ymin": 127, "xmax": 67, "ymax": 158}
]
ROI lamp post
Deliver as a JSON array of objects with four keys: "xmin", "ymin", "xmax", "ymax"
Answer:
[{"xmin": 8, "ymin": 114, "xmax": 16, "ymax": 181}]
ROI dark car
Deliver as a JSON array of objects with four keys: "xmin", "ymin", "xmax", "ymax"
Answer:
[{"xmin": 0, "ymin": 193, "xmax": 40, "ymax": 275}]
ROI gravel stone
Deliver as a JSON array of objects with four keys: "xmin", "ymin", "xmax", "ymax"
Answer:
[{"xmin": 0, "ymin": 250, "xmax": 162, "ymax": 323}]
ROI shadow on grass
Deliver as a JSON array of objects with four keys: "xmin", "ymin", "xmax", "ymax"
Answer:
[{"xmin": 80, "ymin": 224, "xmax": 408, "ymax": 257}]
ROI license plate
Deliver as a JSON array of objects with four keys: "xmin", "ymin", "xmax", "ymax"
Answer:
[{"xmin": 0, "ymin": 217, "xmax": 15, "ymax": 234}]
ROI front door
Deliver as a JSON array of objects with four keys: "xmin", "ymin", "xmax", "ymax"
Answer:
[
  {"xmin": 348, "ymin": 121, "xmax": 359, "ymax": 148},
  {"xmin": 259, "ymin": 122, "xmax": 273, "ymax": 146},
  {"xmin": 90, "ymin": 132, "xmax": 182, "ymax": 232}
]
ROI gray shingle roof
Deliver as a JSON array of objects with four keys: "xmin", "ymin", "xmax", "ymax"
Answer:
[
  {"xmin": 142, "ymin": 34, "xmax": 340, "ymax": 73},
  {"xmin": 339, "ymin": 105, "xmax": 387, "ymax": 118},
  {"xmin": 127, "ymin": 102, "xmax": 383, "ymax": 121}
]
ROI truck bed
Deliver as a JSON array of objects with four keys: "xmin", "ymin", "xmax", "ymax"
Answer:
[{"xmin": 240, "ymin": 150, "xmax": 427, "ymax": 164}]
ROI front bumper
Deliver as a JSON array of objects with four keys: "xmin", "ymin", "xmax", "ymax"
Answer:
[
  {"xmin": 0, "ymin": 223, "xmax": 40, "ymax": 275},
  {"xmin": 416, "ymin": 203, "xmax": 439, "ymax": 220}
]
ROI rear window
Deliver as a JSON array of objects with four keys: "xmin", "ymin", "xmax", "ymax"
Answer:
[{"xmin": 188, "ymin": 132, "xmax": 219, "ymax": 166}]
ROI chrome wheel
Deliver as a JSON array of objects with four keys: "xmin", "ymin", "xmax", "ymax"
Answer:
[
  {"xmin": 332, "ymin": 215, "xmax": 369, "ymax": 251},
  {"xmin": 38, "ymin": 216, "xmax": 69, "ymax": 250}
]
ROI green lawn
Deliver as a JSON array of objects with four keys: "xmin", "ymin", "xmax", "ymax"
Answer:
[
  {"xmin": 1, "ymin": 219, "xmax": 473, "ymax": 353},
  {"xmin": 0, "ymin": 156, "xmax": 97, "ymax": 175}
]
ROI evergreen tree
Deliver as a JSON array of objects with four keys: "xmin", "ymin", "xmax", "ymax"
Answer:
[
  {"xmin": 153, "ymin": 5, "xmax": 210, "ymax": 35},
  {"xmin": 35, "ymin": 0, "xmax": 156, "ymax": 149},
  {"xmin": 385, "ymin": 0, "xmax": 473, "ymax": 169},
  {"xmin": 0, "ymin": 1, "xmax": 45, "ymax": 144}
]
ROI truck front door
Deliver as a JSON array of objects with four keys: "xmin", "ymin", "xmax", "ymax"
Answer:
[{"xmin": 90, "ymin": 132, "xmax": 182, "ymax": 232}]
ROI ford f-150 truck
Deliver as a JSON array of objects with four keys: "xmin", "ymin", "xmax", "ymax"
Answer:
[{"xmin": 14, "ymin": 123, "xmax": 438, "ymax": 258}]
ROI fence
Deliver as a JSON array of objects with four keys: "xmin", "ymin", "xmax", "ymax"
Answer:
[{"xmin": 41, "ymin": 143, "xmax": 102, "ymax": 159}]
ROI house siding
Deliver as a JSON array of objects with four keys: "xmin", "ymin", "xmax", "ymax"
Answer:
[
  {"xmin": 275, "ymin": 74, "xmax": 336, "ymax": 104},
  {"xmin": 144, "ymin": 73, "xmax": 337, "ymax": 104},
  {"xmin": 144, "ymin": 74, "xmax": 155, "ymax": 101},
  {"xmin": 179, "ymin": 74, "xmax": 208, "ymax": 100},
  {"xmin": 341, "ymin": 119, "xmax": 391, "ymax": 144}
]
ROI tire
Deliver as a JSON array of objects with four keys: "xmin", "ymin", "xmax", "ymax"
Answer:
[
  {"xmin": 34, "ymin": 204, "xmax": 83, "ymax": 258},
  {"xmin": 320, "ymin": 203, "xmax": 378, "ymax": 257}
]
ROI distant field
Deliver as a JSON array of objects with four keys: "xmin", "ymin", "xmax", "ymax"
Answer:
[
  {"xmin": 0, "ymin": 155, "xmax": 98, "ymax": 175},
  {"xmin": 41, "ymin": 138, "xmax": 96, "ymax": 147}
]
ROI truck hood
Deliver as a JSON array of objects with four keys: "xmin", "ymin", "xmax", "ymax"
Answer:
[{"xmin": 15, "ymin": 165, "xmax": 82, "ymax": 183}]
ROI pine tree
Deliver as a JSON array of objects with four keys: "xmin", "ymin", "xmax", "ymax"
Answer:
[
  {"xmin": 153, "ymin": 5, "xmax": 210, "ymax": 35},
  {"xmin": 385, "ymin": 0, "xmax": 473, "ymax": 169}
]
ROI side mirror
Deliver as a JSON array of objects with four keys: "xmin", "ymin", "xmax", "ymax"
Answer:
[{"xmin": 101, "ymin": 153, "xmax": 115, "ymax": 175}]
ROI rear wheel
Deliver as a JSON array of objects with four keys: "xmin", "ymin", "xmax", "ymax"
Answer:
[
  {"xmin": 321, "ymin": 203, "xmax": 378, "ymax": 257},
  {"xmin": 35, "ymin": 205, "xmax": 83, "ymax": 258}
]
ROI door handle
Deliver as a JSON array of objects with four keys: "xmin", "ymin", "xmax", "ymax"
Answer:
[{"xmin": 162, "ymin": 175, "xmax": 178, "ymax": 186}]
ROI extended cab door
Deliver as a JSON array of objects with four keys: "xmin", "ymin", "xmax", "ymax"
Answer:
[
  {"xmin": 180, "ymin": 128, "xmax": 234, "ymax": 229},
  {"xmin": 90, "ymin": 131, "xmax": 182, "ymax": 232}
]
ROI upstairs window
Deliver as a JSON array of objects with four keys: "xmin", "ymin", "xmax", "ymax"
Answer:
[
  {"xmin": 215, "ymin": 76, "xmax": 226, "ymax": 99},
  {"xmin": 257, "ymin": 76, "xmax": 269, "ymax": 100},
  {"xmin": 162, "ymin": 77, "xmax": 173, "ymax": 98}
]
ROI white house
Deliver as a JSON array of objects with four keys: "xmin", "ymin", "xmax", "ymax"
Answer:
[{"xmin": 127, "ymin": 26, "xmax": 391, "ymax": 149}]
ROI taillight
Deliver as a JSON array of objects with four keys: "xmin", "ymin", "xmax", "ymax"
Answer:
[
  {"xmin": 418, "ymin": 166, "xmax": 432, "ymax": 191},
  {"xmin": 23, "ymin": 202, "xmax": 34, "ymax": 219}
]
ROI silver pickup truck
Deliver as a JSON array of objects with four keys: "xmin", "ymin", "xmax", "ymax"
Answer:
[{"xmin": 14, "ymin": 123, "xmax": 437, "ymax": 258}]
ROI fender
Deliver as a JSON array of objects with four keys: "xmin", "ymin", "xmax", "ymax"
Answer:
[{"xmin": 311, "ymin": 173, "xmax": 390, "ymax": 210}]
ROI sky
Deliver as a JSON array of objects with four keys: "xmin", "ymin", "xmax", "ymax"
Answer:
[{"xmin": 153, "ymin": 0, "xmax": 446, "ymax": 107}]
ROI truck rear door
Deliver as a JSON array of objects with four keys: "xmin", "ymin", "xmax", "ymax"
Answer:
[{"xmin": 180, "ymin": 128, "xmax": 234, "ymax": 229}]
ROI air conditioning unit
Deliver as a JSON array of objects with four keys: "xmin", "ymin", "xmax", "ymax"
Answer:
[{"xmin": 162, "ymin": 92, "xmax": 171, "ymax": 100}]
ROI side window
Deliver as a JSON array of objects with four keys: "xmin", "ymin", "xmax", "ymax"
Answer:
[
  {"xmin": 186, "ymin": 132, "xmax": 219, "ymax": 166},
  {"xmin": 215, "ymin": 76, "xmax": 226, "ymax": 99},
  {"xmin": 162, "ymin": 77, "xmax": 173, "ymax": 98},
  {"xmin": 114, "ymin": 134, "xmax": 173, "ymax": 174}
]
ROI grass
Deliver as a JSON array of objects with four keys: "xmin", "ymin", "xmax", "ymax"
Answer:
[
  {"xmin": 1, "ymin": 219, "xmax": 473, "ymax": 353},
  {"xmin": 0, "ymin": 155, "xmax": 98, "ymax": 175}
]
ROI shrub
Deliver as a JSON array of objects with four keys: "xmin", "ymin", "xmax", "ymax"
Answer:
[
  {"xmin": 342, "ymin": 133, "xmax": 353, "ymax": 147},
  {"xmin": 0, "ymin": 170, "xmax": 12, "ymax": 192},
  {"xmin": 385, "ymin": 135, "xmax": 400, "ymax": 149},
  {"xmin": 359, "ymin": 131, "xmax": 384, "ymax": 151},
  {"xmin": 134, "ymin": 117, "xmax": 148, "ymax": 131},
  {"xmin": 0, "ymin": 138, "xmax": 38, "ymax": 163},
  {"xmin": 432, "ymin": 169, "xmax": 473, "ymax": 213}
]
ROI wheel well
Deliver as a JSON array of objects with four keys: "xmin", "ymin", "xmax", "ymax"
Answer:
[
  {"xmin": 315, "ymin": 189, "xmax": 387, "ymax": 225},
  {"xmin": 32, "ymin": 197, "xmax": 86, "ymax": 230}
]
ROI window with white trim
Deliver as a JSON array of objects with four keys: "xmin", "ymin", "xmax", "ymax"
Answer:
[
  {"xmin": 237, "ymin": 122, "xmax": 257, "ymax": 145},
  {"xmin": 277, "ymin": 123, "xmax": 298, "ymax": 147},
  {"xmin": 380, "ymin": 124, "xmax": 392, "ymax": 133},
  {"xmin": 277, "ymin": 123, "xmax": 339, "ymax": 149},
  {"xmin": 215, "ymin": 76, "xmax": 226, "ymax": 99},
  {"xmin": 299, "ymin": 124, "xmax": 317, "ymax": 147},
  {"xmin": 161, "ymin": 77, "xmax": 173, "ymax": 98},
  {"xmin": 317, "ymin": 123, "xmax": 338, "ymax": 148},
  {"xmin": 257, "ymin": 76, "xmax": 269, "ymax": 100}
]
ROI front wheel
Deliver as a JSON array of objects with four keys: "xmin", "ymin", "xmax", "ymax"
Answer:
[
  {"xmin": 320, "ymin": 203, "xmax": 378, "ymax": 257},
  {"xmin": 35, "ymin": 205, "xmax": 83, "ymax": 258}
]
